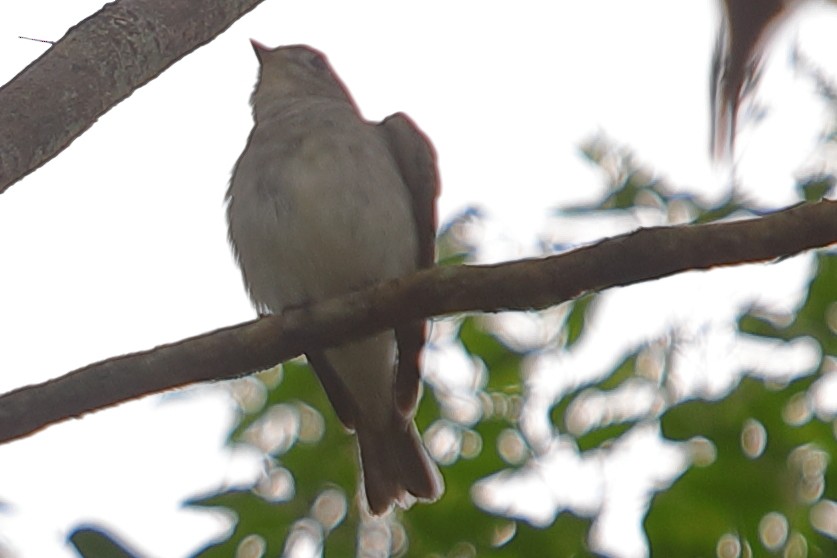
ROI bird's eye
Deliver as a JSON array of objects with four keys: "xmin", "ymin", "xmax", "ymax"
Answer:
[{"xmin": 309, "ymin": 53, "xmax": 328, "ymax": 72}]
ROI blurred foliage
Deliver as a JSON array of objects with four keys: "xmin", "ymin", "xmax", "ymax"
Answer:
[
  {"xmin": 739, "ymin": 253, "xmax": 837, "ymax": 361},
  {"xmin": 564, "ymin": 130, "xmax": 837, "ymax": 557},
  {"xmin": 72, "ymin": 90, "xmax": 836, "ymax": 558},
  {"xmin": 649, "ymin": 375, "xmax": 837, "ymax": 557},
  {"xmin": 798, "ymin": 174, "xmax": 836, "ymax": 203}
]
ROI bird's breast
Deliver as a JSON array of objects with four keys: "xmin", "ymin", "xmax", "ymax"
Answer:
[{"xmin": 228, "ymin": 118, "xmax": 419, "ymax": 313}]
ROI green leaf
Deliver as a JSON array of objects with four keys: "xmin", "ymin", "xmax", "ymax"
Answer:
[
  {"xmin": 690, "ymin": 192, "xmax": 747, "ymax": 224},
  {"xmin": 188, "ymin": 490, "xmax": 296, "ymax": 557},
  {"xmin": 68, "ymin": 526, "xmax": 142, "ymax": 558},
  {"xmin": 797, "ymin": 174, "xmax": 835, "ymax": 201},
  {"xmin": 576, "ymin": 421, "xmax": 635, "ymax": 452},
  {"xmin": 565, "ymin": 295, "xmax": 595, "ymax": 348},
  {"xmin": 458, "ymin": 317, "xmax": 525, "ymax": 393},
  {"xmin": 511, "ymin": 515, "xmax": 597, "ymax": 557}
]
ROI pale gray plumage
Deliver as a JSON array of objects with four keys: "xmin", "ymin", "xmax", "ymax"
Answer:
[{"xmin": 226, "ymin": 42, "xmax": 441, "ymax": 514}]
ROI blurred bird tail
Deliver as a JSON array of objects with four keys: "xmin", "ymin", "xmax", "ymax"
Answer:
[
  {"xmin": 356, "ymin": 414, "xmax": 442, "ymax": 515},
  {"xmin": 710, "ymin": 22, "xmax": 737, "ymax": 163},
  {"xmin": 710, "ymin": 0, "xmax": 802, "ymax": 162}
]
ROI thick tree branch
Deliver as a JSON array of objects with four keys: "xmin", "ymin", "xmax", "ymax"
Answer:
[
  {"xmin": 0, "ymin": 0, "xmax": 266, "ymax": 192},
  {"xmin": 0, "ymin": 200, "xmax": 834, "ymax": 444}
]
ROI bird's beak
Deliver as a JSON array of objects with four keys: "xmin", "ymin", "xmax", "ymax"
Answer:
[{"xmin": 250, "ymin": 39, "xmax": 270, "ymax": 61}]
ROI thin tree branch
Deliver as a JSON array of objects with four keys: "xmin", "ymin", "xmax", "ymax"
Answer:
[
  {"xmin": 0, "ymin": 199, "xmax": 834, "ymax": 444},
  {"xmin": 0, "ymin": 0, "xmax": 266, "ymax": 192}
]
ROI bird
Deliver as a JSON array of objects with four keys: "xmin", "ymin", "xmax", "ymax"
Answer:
[
  {"xmin": 710, "ymin": 0, "xmax": 805, "ymax": 160},
  {"xmin": 226, "ymin": 41, "xmax": 442, "ymax": 514}
]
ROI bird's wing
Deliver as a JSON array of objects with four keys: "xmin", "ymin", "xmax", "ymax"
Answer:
[
  {"xmin": 379, "ymin": 112, "xmax": 439, "ymax": 268},
  {"xmin": 379, "ymin": 113, "xmax": 440, "ymax": 415}
]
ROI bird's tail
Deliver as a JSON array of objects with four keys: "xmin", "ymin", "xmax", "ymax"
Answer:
[
  {"xmin": 355, "ymin": 413, "xmax": 442, "ymax": 515},
  {"xmin": 710, "ymin": 0, "xmax": 800, "ymax": 161}
]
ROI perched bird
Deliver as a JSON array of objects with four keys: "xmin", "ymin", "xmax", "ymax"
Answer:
[
  {"xmin": 226, "ymin": 42, "xmax": 442, "ymax": 514},
  {"xmin": 710, "ymin": 0, "xmax": 805, "ymax": 160}
]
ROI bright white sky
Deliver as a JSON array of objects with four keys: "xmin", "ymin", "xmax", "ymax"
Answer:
[{"xmin": 1, "ymin": 1, "xmax": 836, "ymax": 557}]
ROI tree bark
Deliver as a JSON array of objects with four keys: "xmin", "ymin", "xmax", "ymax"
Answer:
[{"xmin": 0, "ymin": 0, "xmax": 266, "ymax": 192}]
